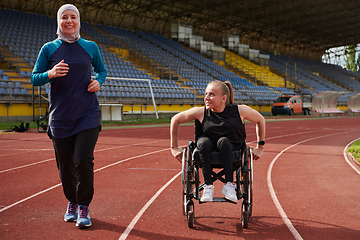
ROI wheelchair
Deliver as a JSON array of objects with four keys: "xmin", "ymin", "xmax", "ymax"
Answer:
[{"xmin": 181, "ymin": 120, "xmax": 253, "ymax": 228}]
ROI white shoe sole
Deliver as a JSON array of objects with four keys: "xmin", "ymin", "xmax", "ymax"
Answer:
[
  {"xmin": 224, "ymin": 195, "xmax": 237, "ymax": 203},
  {"xmin": 76, "ymin": 222, "xmax": 92, "ymax": 228}
]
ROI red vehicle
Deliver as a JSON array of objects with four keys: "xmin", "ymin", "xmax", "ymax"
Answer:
[{"xmin": 272, "ymin": 95, "xmax": 311, "ymax": 116}]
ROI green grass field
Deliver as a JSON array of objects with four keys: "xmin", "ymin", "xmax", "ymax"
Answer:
[{"xmin": 348, "ymin": 140, "xmax": 360, "ymax": 163}]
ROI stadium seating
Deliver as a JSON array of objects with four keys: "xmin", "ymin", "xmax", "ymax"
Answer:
[
  {"xmin": 226, "ymin": 50, "xmax": 289, "ymax": 89},
  {"xmin": 1, "ymin": 7, "xmax": 360, "ymax": 106},
  {"xmin": 269, "ymin": 54, "xmax": 360, "ymax": 104}
]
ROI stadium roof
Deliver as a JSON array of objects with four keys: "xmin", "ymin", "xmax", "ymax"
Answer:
[{"xmin": 3, "ymin": 0, "xmax": 360, "ymax": 60}]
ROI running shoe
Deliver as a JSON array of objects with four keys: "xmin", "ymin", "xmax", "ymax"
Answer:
[
  {"xmin": 64, "ymin": 202, "xmax": 78, "ymax": 222},
  {"xmin": 222, "ymin": 182, "xmax": 238, "ymax": 203},
  {"xmin": 200, "ymin": 184, "xmax": 214, "ymax": 202},
  {"xmin": 76, "ymin": 205, "xmax": 92, "ymax": 228}
]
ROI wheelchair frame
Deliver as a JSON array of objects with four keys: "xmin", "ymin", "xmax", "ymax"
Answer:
[{"xmin": 181, "ymin": 122, "xmax": 254, "ymax": 229}]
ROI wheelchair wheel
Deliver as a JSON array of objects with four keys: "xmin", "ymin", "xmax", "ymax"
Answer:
[
  {"xmin": 187, "ymin": 204, "xmax": 195, "ymax": 228},
  {"xmin": 247, "ymin": 149, "xmax": 253, "ymax": 217},
  {"xmin": 248, "ymin": 180, "xmax": 253, "ymax": 217},
  {"xmin": 181, "ymin": 149, "xmax": 194, "ymax": 217},
  {"xmin": 239, "ymin": 148, "xmax": 253, "ymax": 228},
  {"xmin": 181, "ymin": 148, "xmax": 187, "ymax": 216},
  {"xmin": 182, "ymin": 142, "xmax": 196, "ymax": 221},
  {"xmin": 185, "ymin": 168, "xmax": 196, "ymax": 227},
  {"xmin": 241, "ymin": 202, "xmax": 249, "ymax": 229},
  {"xmin": 240, "ymin": 172, "xmax": 250, "ymax": 229}
]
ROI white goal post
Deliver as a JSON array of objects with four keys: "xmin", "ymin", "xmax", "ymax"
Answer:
[{"xmin": 98, "ymin": 76, "xmax": 159, "ymax": 119}]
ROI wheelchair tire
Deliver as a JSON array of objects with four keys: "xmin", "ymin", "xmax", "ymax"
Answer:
[
  {"xmin": 248, "ymin": 178, "xmax": 253, "ymax": 218},
  {"xmin": 239, "ymin": 148, "xmax": 252, "ymax": 228},
  {"xmin": 187, "ymin": 210, "xmax": 195, "ymax": 228},
  {"xmin": 185, "ymin": 167, "xmax": 195, "ymax": 212},
  {"xmin": 247, "ymin": 150, "xmax": 253, "ymax": 218},
  {"xmin": 241, "ymin": 204, "xmax": 249, "ymax": 229},
  {"xmin": 182, "ymin": 142, "xmax": 196, "ymax": 219},
  {"xmin": 248, "ymin": 149, "xmax": 253, "ymax": 217},
  {"xmin": 182, "ymin": 193, "xmax": 187, "ymax": 216},
  {"xmin": 181, "ymin": 149, "xmax": 187, "ymax": 216}
]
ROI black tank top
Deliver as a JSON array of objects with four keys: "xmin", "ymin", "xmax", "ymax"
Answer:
[{"xmin": 202, "ymin": 104, "xmax": 246, "ymax": 149}]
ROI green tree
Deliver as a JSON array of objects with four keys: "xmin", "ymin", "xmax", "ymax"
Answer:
[{"xmin": 344, "ymin": 45, "xmax": 360, "ymax": 73}]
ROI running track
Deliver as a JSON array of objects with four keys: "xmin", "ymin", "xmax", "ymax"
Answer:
[{"xmin": 1, "ymin": 117, "xmax": 360, "ymax": 239}]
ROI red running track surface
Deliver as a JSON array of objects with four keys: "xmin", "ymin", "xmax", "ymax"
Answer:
[{"xmin": 0, "ymin": 117, "xmax": 360, "ymax": 239}]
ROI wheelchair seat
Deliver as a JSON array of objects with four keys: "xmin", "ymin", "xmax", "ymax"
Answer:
[
  {"xmin": 193, "ymin": 119, "xmax": 244, "ymax": 168},
  {"xmin": 193, "ymin": 147, "xmax": 242, "ymax": 168}
]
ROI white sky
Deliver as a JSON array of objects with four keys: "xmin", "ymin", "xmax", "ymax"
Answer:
[{"xmin": 322, "ymin": 45, "xmax": 360, "ymax": 68}]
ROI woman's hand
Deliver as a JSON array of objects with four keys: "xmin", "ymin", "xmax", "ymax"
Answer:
[
  {"xmin": 171, "ymin": 147, "xmax": 184, "ymax": 162},
  {"xmin": 48, "ymin": 60, "xmax": 69, "ymax": 79},
  {"xmin": 87, "ymin": 79, "xmax": 100, "ymax": 92},
  {"xmin": 251, "ymin": 147, "xmax": 263, "ymax": 160}
]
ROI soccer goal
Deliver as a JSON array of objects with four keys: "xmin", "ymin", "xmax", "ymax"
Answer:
[{"xmin": 100, "ymin": 77, "xmax": 159, "ymax": 119}]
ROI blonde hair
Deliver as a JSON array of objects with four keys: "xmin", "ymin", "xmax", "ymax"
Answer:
[{"xmin": 208, "ymin": 80, "xmax": 234, "ymax": 105}]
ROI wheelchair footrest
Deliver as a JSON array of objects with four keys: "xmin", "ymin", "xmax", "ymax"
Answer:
[
  {"xmin": 213, "ymin": 197, "xmax": 232, "ymax": 203},
  {"xmin": 199, "ymin": 197, "xmax": 238, "ymax": 204}
]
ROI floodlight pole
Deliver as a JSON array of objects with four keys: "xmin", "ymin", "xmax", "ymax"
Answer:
[
  {"xmin": 285, "ymin": 61, "xmax": 287, "ymax": 88},
  {"xmin": 294, "ymin": 63, "xmax": 297, "ymax": 92}
]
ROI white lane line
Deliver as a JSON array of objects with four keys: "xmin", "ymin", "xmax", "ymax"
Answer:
[
  {"xmin": 0, "ymin": 149, "xmax": 52, "ymax": 151},
  {"xmin": 0, "ymin": 158, "xmax": 55, "ymax": 174},
  {"xmin": 0, "ymin": 147, "xmax": 170, "ymax": 213},
  {"xmin": 95, "ymin": 139, "xmax": 164, "ymax": 153},
  {"xmin": 0, "ymin": 184, "xmax": 62, "ymax": 213},
  {"xmin": 1, "ymin": 131, "xmax": 310, "ymax": 174},
  {"xmin": 0, "ymin": 139, "xmax": 165, "ymax": 174},
  {"xmin": 94, "ymin": 148, "xmax": 169, "ymax": 172},
  {"xmin": 128, "ymin": 168, "xmax": 179, "ymax": 171},
  {"xmin": 343, "ymin": 137, "xmax": 360, "ymax": 175},
  {"xmin": 0, "ymin": 150, "xmax": 52, "ymax": 158},
  {"xmin": 119, "ymin": 171, "xmax": 181, "ymax": 240},
  {"xmin": 0, "ymin": 136, "xmax": 48, "ymax": 144},
  {"xmin": 267, "ymin": 131, "xmax": 347, "ymax": 240},
  {"xmin": 1, "ymin": 129, "xmax": 312, "ymax": 173},
  {"xmin": 117, "ymin": 132, "xmax": 316, "ymax": 240},
  {"xmin": 117, "ymin": 131, "xmax": 315, "ymax": 240}
]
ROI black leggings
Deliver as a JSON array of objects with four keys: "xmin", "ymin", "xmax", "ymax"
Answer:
[
  {"xmin": 52, "ymin": 126, "xmax": 100, "ymax": 206},
  {"xmin": 196, "ymin": 137, "xmax": 237, "ymax": 185}
]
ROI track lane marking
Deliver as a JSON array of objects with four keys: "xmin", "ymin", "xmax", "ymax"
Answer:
[
  {"xmin": 128, "ymin": 168, "xmax": 179, "ymax": 171},
  {"xmin": 0, "ymin": 129, "xmax": 315, "ymax": 173},
  {"xmin": 267, "ymin": 131, "xmax": 348, "ymax": 240},
  {"xmin": 0, "ymin": 136, "xmax": 48, "ymax": 144},
  {"xmin": 0, "ymin": 147, "xmax": 170, "ymax": 213},
  {"xmin": 0, "ymin": 139, "xmax": 165, "ymax": 173},
  {"xmin": 117, "ymin": 131, "xmax": 318, "ymax": 239},
  {"xmin": 0, "ymin": 158, "xmax": 55, "ymax": 174},
  {"xmin": 0, "ymin": 184, "xmax": 62, "ymax": 212},
  {"xmin": 343, "ymin": 137, "xmax": 360, "ymax": 175},
  {"xmin": 119, "ymin": 171, "xmax": 181, "ymax": 240},
  {"xmin": 0, "ymin": 131, "xmax": 317, "ymax": 215}
]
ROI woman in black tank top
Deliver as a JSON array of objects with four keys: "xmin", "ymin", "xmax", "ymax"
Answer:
[{"xmin": 170, "ymin": 80, "xmax": 266, "ymax": 202}]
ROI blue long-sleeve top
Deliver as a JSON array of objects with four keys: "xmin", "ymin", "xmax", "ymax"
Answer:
[{"xmin": 31, "ymin": 38, "xmax": 107, "ymax": 138}]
